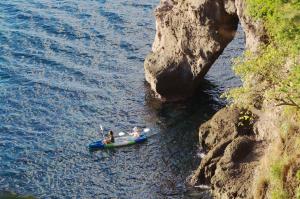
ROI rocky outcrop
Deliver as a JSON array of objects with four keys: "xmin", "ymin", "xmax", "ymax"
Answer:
[
  {"xmin": 189, "ymin": 102, "xmax": 300, "ymax": 198},
  {"xmin": 144, "ymin": 0, "xmax": 298, "ymax": 198},
  {"xmin": 199, "ymin": 106, "xmax": 254, "ymax": 149},
  {"xmin": 144, "ymin": 0, "xmax": 239, "ymax": 101},
  {"xmin": 144, "ymin": 0, "xmax": 267, "ymax": 101},
  {"xmin": 190, "ymin": 106, "xmax": 267, "ymax": 198},
  {"xmin": 235, "ymin": 0, "xmax": 268, "ymax": 51}
]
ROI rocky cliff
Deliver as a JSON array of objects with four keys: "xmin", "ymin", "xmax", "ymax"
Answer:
[
  {"xmin": 144, "ymin": 0, "xmax": 266, "ymax": 101},
  {"xmin": 188, "ymin": 102, "xmax": 300, "ymax": 198},
  {"xmin": 145, "ymin": 0, "xmax": 300, "ymax": 198},
  {"xmin": 188, "ymin": 105, "xmax": 275, "ymax": 198}
]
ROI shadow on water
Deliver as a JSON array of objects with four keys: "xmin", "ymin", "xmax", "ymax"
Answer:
[
  {"xmin": 141, "ymin": 79, "xmax": 225, "ymax": 197},
  {"xmin": 145, "ymin": 78, "xmax": 225, "ymax": 134}
]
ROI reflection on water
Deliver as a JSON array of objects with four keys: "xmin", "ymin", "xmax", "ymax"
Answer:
[{"xmin": 0, "ymin": 0, "xmax": 243, "ymax": 198}]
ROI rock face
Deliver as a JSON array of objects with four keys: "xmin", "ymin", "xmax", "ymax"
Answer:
[
  {"xmin": 235, "ymin": 0, "xmax": 268, "ymax": 52},
  {"xmin": 190, "ymin": 103, "xmax": 300, "ymax": 198},
  {"xmin": 144, "ymin": 0, "xmax": 267, "ymax": 101},
  {"xmin": 190, "ymin": 106, "xmax": 266, "ymax": 198},
  {"xmin": 199, "ymin": 106, "xmax": 253, "ymax": 149},
  {"xmin": 145, "ymin": 0, "xmax": 286, "ymax": 198},
  {"xmin": 144, "ymin": 0, "xmax": 239, "ymax": 101}
]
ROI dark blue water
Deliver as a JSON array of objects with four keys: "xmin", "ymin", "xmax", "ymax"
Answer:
[{"xmin": 0, "ymin": 1, "xmax": 244, "ymax": 198}]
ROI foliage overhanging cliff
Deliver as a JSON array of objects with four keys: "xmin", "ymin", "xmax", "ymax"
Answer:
[
  {"xmin": 226, "ymin": 0, "xmax": 300, "ymax": 121},
  {"xmin": 220, "ymin": 0, "xmax": 300, "ymax": 198}
]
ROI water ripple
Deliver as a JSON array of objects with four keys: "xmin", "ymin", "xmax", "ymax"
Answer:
[{"xmin": 0, "ymin": 0, "xmax": 243, "ymax": 198}]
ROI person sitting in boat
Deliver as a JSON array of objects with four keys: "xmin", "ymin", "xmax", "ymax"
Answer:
[
  {"xmin": 103, "ymin": 130, "xmax": 114, "ymax": 144},
  {"xmin": 131, "ymin": 127, "xmax": 140, "ymax": 137}
]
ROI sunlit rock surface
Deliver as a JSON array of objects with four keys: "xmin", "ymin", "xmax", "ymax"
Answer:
[
  {"xmin": 144, "ymin": 0, "xmax": 239, "ymax": 101},
  {"xmin": 144, "ymin": 0, "xmax": 267, "ymax": 101}
]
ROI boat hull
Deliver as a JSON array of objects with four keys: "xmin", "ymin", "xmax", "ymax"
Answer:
[{"xmin": 88, "ymin": 134, "xmax": 147, "ymax": 149}]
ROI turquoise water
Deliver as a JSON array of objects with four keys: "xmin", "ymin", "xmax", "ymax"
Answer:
[{"xmin": 0, "ymin": 0, "xmax": 243, "ymax": 198}]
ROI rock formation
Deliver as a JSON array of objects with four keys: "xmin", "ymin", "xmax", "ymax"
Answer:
[
  {"xmin": 144, "ymin": 0, "xmax": 267, "ymax": 101},
  {"xmin": 145, "ymin": 0, "xmax": 300, "ymax": 198},
  {"xmin": 144, "ymin": 0, "xmax": 239, "ymax": 101},
  {"xmin": 189, "ymin": 101, "xmax": 300, "ymax": 198},
  {"xmin": 189, "ymin": 106, "xmax": 267, "ymax": 198}
]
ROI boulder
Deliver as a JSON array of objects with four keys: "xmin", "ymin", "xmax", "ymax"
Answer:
[
  {"xmin": 189, "ymin": 139, "xmax": 233, "ymax": 185},
  {"xmin": 211, "ymin": 137, "xmax": 261, "ymax": 199},
  {"xmin": 199, "ymin": 106, "xmax": 240, "ymax": 150},
  {"xmin": 189, "ymin": 106, "xmax": 264, "ymax": 198},
  {"xmin": 199, "ymin": 106, "xmax": 254, "ymax": 150}
]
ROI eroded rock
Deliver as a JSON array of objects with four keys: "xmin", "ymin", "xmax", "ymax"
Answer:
[
  {"xmin": 199, "ymin": 106, "xmax": 240, "ymax": 150},
  {"xmin": 190, "ymin": 139, "xmax": 233, "ymax": 185},
  {"xmin": 212, "ymin": 137, "xmax": 264, "ymax": 199},
  {"xmin": 189, "ymin": 106, "xmax": 264, "ymax": 198},
  {"xmin": 144, "ymin": 0, "xmax": 239, "ymax": 101},
  {"xmin": 144, "ymin": 0, "xmax": 268, "ymax": 101},
  {"xmin": 199, "ymin": 106, "xmax": 254, "ymax": 150}
]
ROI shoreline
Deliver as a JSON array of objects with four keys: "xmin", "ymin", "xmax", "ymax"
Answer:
[{"xmin": 145, "ymin": 0, "xmax": 300, "ymax": 198}]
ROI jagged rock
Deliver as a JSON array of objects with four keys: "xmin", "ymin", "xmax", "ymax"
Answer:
[
  {"xmin": 199, "ymin": 106, "xmax": 240, "ymax": 150},
  {"xmin": 191, "ymin": 134, "xmax": 264, "ymax": 199},
  {"xmin": 211, "ymin": 137, "xmax": 263, "ymax": 199},
  {"xmin": 190, "ymin": 139, "xmax": 233, "ymax": 185},
  {"xmin": 199, "ymin": 106, "xmax": 254, "ymax": 150},
  {"xmin": 222, "ymin": 136, "xmax": 254, "ymax": 163},
  {"xmin": 189, "ymin": 106, "xmax": 265, "ymax": 198},
  {"xmin": 190, "ymin": 106, "xmax": 256, "ymax": 185},
  {"xmin": 144, "ymin": 0, "xmax": 239, "ymax": 101},
  {"xmin": 144, "ymin": 0, "xmax": 268, "ymax": 101}
]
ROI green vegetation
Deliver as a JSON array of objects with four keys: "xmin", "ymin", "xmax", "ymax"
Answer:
[
  {"xmin": 269, "ymin": 160, "xmax": 288, "ymax": 199},
  {"xmin": 261, "ymin": 152, "xmax": 300, "ymax": 199},
  {"xmin": 238, "ymin": 110, "xmax": 255, "ymax": 127},
  {"xmin": 225, "ymin": 0, "xmax": 300, "ymax": 198},
  {"xmin": 226, "ymin": 0, "xmax": 300, "ymax": 120}
]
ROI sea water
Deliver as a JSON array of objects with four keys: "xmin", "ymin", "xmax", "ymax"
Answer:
[{"xmin": 0, "ymin": 0, "xmax": 243, "ymax": 198}]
